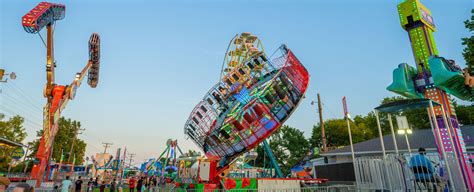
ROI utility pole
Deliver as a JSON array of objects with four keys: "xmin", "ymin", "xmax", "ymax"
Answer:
[
  {"xmin": 102, "ymin": 142, "xmax": 113, "ymax": 154},
  {"xmin": 127, "ymin": 153, "xmax": 136, "ymax": 168},
  {"xmin": 67, "ymin": 126, "xmax": 85, "ymax": 163},
  {"xmin": 317, "ymin": 93, "xmax": 327, "ymax": 152},
  {"xmin": 23, "ymin": 144, "xmax": 30, "ymax": 174}
]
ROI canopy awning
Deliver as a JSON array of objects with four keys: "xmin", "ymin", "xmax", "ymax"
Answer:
[
  {"xmin": 0, "ymin": 137, "xmax": 26, "ymax": 148},
  {"xmin": 374, "ymin": 98, "xmax": 442, "ymax": 113}
]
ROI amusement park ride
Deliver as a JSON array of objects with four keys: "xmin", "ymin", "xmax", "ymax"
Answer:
[
  {"xmin": 141, "ymin": 139, "xmax": 185, "ymax": 181},
  {"xmin": 21, "ymin": 2, "xmax": 101, "ymax": 186},
  {"xmin": 90, "ymin": 148, "xmax": 125, "ymax": 181},
  {"xmin": 388, "ymin": 0, "xmax": 474, "ymax": 189},
  {"xmin": 182, "ymin": 32, "xmax": 315, "ymax": 189}
]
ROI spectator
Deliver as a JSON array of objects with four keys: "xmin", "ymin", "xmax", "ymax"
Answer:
[
  {"xmin": 136, "ymin": 177, "xmax": 143, "ymax": 192},
  {"xmin": 99, "ymin": 181, "xmax": 106, "ymax": 192},
  {"xmin": 94, "ymin": 177, "xmax": 99, "ymax": 188},
  {"xmin": 0, "ymin": 175, "xmax": 10, "ymax": 191},
  {"xmin": 61, "ymin": 176, "xmax": 73, "ymax": 192},
  {"xmin": 409, "ymin": 148, "xmax": 436, "ymax": 181},
  {"xmin": 110, "ymin": 178, "xmax": 117, "ymax": 192},
  {"xmin": 129, "ymin": 177, "xmax": 136, "ymax": 192},
  {"xmin": 87, "ymin": 178, "xmax": 94, "ymax": 192},
  {"xmin": 75, "ymin": 176, "xmax": 83, "ymax": 192}
]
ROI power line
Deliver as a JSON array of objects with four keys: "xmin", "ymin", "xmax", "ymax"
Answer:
[
  {"xmin": 321, "ymin": 102, "xmax": 339, "ymax": 119},
  {"xmin": 1, "ymin": 94, "xmax": 42, "ymax": 121},
  {"xmin": 0, "ymin": 107, "xmax": 42, "ymax": 127},
  {"xmin": 1, "ymin": 88, "xmax": 42, "ymax": 111},
  {"xmin": 0, "ymin": 108, "xmax": 43, "ymax": 130},
  {"xmin": 127, "ymin": 153, "xmax": 136, "ymax": 168},
  {"xmin": 68, "ymin": 126, "xmax": 86, "ymax": 162},
  {"xmin": 1, "ymin": 84, "xmax": 44, "ymax": 125},
  {"xmin": 5, "ymin": 82, "xmax": 43, "ymax": 109},
  {"xmin": 102, "ymin": 142, "xmax": 113, "ymax": 154}
]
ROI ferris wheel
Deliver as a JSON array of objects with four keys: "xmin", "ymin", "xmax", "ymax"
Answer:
[{"xmin": 220, "ymin": 32, "xmax": 267, "ymax": 81}]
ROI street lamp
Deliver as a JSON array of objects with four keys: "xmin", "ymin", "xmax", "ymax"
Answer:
[
  {"xmin": 0, "ymin": 69, "xmax": 16, "ymax": 83},
  {"xmin": 396, "ymin": 115, "xmax": 413, "ymax": 154}
]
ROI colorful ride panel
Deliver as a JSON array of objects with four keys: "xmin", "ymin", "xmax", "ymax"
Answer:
[
  {"xmin": 22, "ymin": 2, "xmax": 65, "ymax": 34},
  {"xmin": 429, "ymin": 57, "xmax": 474, "ymax": 101},
  {"xmin": 184, "ymin": 33, "xmax": 309, "ymax": 170}
]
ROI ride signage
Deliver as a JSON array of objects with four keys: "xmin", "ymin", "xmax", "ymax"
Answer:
[{"xmin": 12, "ymin": 147, "xmax": 25, "ymax": 160}]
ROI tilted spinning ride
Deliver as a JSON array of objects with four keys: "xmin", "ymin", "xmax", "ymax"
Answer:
[
  {"xmin": 21, "ymin": 2, "xmax": 101, "ymax": 186},
  {"xmin": 184, "ymin": 32, "xmax": 309, "ymax": 184}
]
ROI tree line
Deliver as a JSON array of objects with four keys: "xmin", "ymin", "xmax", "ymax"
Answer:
[
  {"xmin": 0, "ymin": 116, "xmax": 87, "ymax": 172},
  {"xmin": 249, "ymin": 97, "xmax": 474, "ymax": 175}
]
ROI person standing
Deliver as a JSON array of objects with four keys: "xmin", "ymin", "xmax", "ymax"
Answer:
[
  {"xmin": 94, "ymin": 177, "xmax": 99, "ymax": 188},
  {"xmin": 61, "ymin": 176, "xmax": 73, "ymax": 192},
  {"xmin": 128, "ymin": 177, "xmax": 136, "ymax": 192},
  {"xmin": 75, "ymin": 176, "xmax": 83, "ymax": 192},
  {"xmin": 146, "ymin": 177, "xmax": 151, "ymax": 191},
  {"xmin": 99, "ymin": 181, "xmax": 106, "ymax": 192},
  {"xmin": 110, "ymin": 178, "xmax": 117, "ymax": 192},
  {"xmin": 136, "ymin": 177, "xmax": 143, "ymax": 192},
  {"xmin": 148, "ymin": 177, "xmax": 156, "ymax": 192},
  {"xmin": 87, "ymin": 178, "xmax": 94, "ymax": 192}
]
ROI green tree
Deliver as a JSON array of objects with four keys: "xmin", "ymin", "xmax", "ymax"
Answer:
[
  {"xmin": 310, "ymin": 118, "xmax": 373, "ymax": 150},
  {"xmin": 0, "ymin": 115, "xmax": 28, "ymax": 172},
  {"xmin": 380, "ymin": 96, "xmax": 430, "ymax": 130},
  {"xmin": 0, "ymin": 115, "xmax": 27, "ymax": 143},
  {"xmin": 456, "ymin": 104, "xmax": 474, "ymax": 125},
  {"xmin": 250, "ymin": 125, "xmax": 310, "ymax": 175},
  {"xmin": 28, "ymin": 117, "xmax": 86, "ymax": 165},
  {"xmin": 462, "ymin": 9, "xmax": 474, "ymax": 72},
  {"xmin": 309, "ymin": 96, "xmax": 474, "ymax": 155}
]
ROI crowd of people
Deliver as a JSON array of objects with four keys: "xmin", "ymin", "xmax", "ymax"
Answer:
[
  {"xmin": 62, "ymin": 174, "xmax": 162, "ymax": 192},
  {"xmin": 0, "ymin": 173, "xmax": 167, "ymax": 192}
]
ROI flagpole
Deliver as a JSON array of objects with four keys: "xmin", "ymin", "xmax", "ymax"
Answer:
[
  {"xmin": 342, "ymin": 97, "xmax": 355, "ymax": 161},
  {"xmin": 345, "ymin": 116, "xmax": 356, "ymax": 162},
  {"xmin": 70, "ymin": 154, "xmax": 75, "ymax": 177},
  {"xmin": 342, "ymin": 97, "xmax": 357, "ymax": 182},
  {"xmin": 56, "ymin": 148, "xmax": 64, "ymax": 180}
]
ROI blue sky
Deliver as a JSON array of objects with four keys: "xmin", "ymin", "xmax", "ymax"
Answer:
[{"xmin": 1, "ymin": 0, "xmax": 472, "ymax": 165}]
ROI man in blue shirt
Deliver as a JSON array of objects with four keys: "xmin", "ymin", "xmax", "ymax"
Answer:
[
  {"xmin": 61, "ymin": 176, "xmax": 73, "ymax": 192},
  {"xmin": 409, "ymin": 148, "xmax": 436, "ymax": 181}
]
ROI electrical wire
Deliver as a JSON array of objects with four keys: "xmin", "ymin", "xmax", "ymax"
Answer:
[
  {"xmin": 7, "ymin": 81, "xmax": 44, "ymax": 109},
  {"xmin": 2, "ymin": 92, "xmax": 42, "ymax": 118},
  {"xmin": 0, "ymin": 106, "xmax": 42, "ymax": 125},
  {"xmin": 1, "ymin": 92, "xmax": 43, "ymax": 122},
  {"xmin": 321, "ymin": 102, "xmax": 339, "ymax": 119},
  {"xmin": 1, "ymin": 109, "xmax": 42, "ymax": 129}
]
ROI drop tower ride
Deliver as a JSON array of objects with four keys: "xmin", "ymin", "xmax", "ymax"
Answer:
[{"xmin": 388, "ymin": 0, "xmax": 474, "ymax": 189}]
